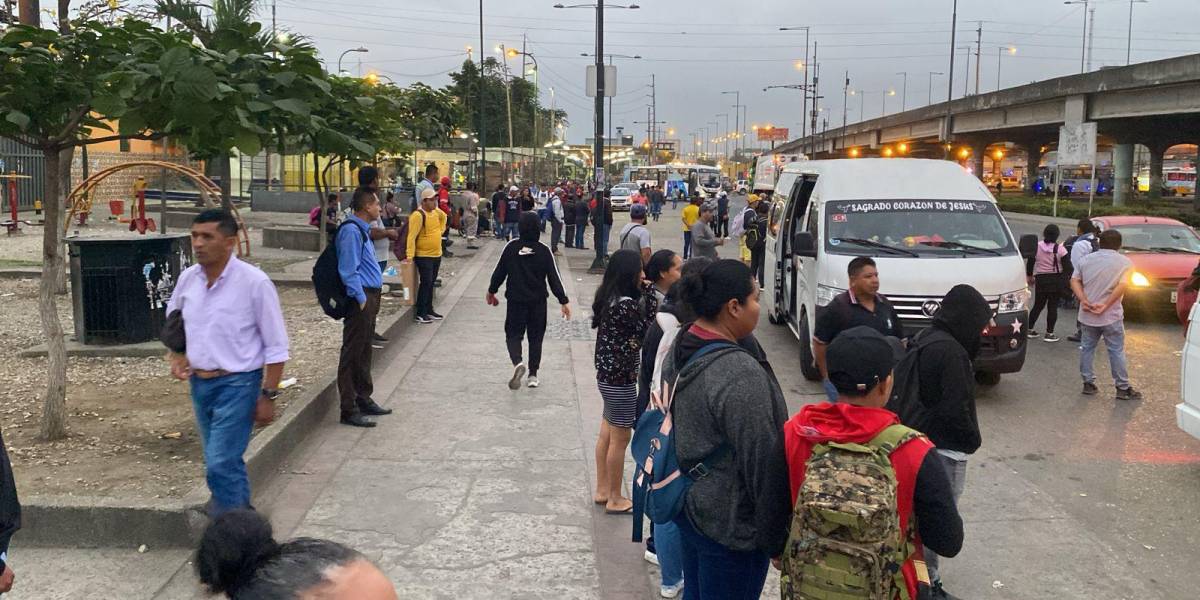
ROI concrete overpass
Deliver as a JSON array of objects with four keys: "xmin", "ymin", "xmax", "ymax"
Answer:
[{"xmin": 773, "ymin": 53, "xmax": 1200, "ymax": 205}]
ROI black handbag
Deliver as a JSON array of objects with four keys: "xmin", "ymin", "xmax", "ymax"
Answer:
[{"xmin": 161, "ymin": 308, "xmax": 186, "ymax": 353}]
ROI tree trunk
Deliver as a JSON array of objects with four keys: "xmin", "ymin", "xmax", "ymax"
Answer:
[
  {"xmin": 314, "ymin": 146, "xmax": 327, "ymax": 252},
  {"xmin": 218, "ymin": 152, "xmax": 233, "ymax": 210},
  {"xmin": 54, "ymin": 146, "xmax": 73, "ymax": 295},
  {"xmin": 38, "ymin": 147, "xmax": 68, "ymax": 441}
]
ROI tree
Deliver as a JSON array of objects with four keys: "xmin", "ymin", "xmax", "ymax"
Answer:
[{"xmin": 448, "ymin": 58, "xmax": 565, "ymax": 149}]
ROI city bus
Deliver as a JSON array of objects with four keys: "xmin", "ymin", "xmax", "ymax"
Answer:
[
  {"xmin": 1138, "ymin": 166, "xmax": 1196, "ymax": 196},
  {"xmin": 626, "ymin": 163, "xmax": 724, "ymax": 197}
]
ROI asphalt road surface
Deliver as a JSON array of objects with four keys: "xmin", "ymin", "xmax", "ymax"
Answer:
[{"xmin": 630, "ymin": 191, "xmax": 1199, "ymax": 599}]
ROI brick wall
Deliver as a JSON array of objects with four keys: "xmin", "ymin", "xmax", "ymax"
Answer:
[{"xmin": 71, "ymin": 151, "xmax": 205, "ymax": 207}]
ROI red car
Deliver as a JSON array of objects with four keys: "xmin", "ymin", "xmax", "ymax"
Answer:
[{"xmin": 1090, "ymin": 216, "xmax": 1200, "ymax": 313}]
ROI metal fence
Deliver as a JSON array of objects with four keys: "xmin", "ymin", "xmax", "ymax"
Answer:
[{"xmin": 0, "ymin": 137, "xmax": 45, "ymax": 209}]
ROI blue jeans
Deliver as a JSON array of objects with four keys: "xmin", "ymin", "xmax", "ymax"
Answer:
[
  {"xmin": 683, "ymin": 231, "xmax": 693, "ymax": 259},
  {"xmin": 502, "ymin": 221, "xmax": 518, "ymax": 240},
  {"xmin": 1080, "ymin": 321, "xmax": 1130, "ymax": 389},
  {"xmin": 657, "ymin": 519, "xmax": 685, "ymax": 588},
  {"xmin": 575, "ymin": 223, "xmax": 587, "ymax": 248},
  {"xmin": 822, "ymin": 379, "xmax": 839, "ymax": 402},
  {"xmin": 190, "ymin": 369, "xmax": 262, "ymax": 516},
  {"xmin": 675, "ymin": 513, "xmax": 769, "ymax": 600}
]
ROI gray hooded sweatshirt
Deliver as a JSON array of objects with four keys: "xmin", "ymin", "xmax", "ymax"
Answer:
[{"xmin": 662, "ymin": 332, "xmax": 792, "ymax": 556}]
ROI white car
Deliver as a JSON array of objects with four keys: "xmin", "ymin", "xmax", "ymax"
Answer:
[
  {"xmin": 610, "ymin": 184, "xmax": 636, "ymax": 211},
  {"xmin": 1178, "ymin": 302, "xmax": 1200, "ymax": 440},
  {"xmin": 736, "ymin": 179, "xmax": 749, "ymax": 194}
]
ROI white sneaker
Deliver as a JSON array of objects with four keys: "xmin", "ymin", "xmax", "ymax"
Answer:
[
  {"xmin": 527, "ymin": 376, "xmax": 540, "ymax": 388},
  {"xmin": 643, "ymin": 549, "xmax": 659, "ymax": 565},
  {"xmin": 660, "ymin": 581, "xmax": 684, "ymax": 598},
  {"xmin": 508, "ymin": 363, "xmax": 526, "ymax": 390}
]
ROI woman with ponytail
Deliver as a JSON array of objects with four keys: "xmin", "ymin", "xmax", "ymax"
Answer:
[
  {"xmin": 195, "ymin": 510, "xmax": 397, "ymax": 599},
  {"xmin": 662, "ymin": 259, "xmax": 790, "ymax": 600}
]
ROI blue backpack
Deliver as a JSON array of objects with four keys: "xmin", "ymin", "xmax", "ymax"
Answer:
[{"xmin": 631, "ymin": 341, "xmax": 739, "ymax": 542}]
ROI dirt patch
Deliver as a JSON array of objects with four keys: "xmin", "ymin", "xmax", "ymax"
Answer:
[{"xmin": 0, "ymin": 277, "xmax": 415, "ymax": 501}]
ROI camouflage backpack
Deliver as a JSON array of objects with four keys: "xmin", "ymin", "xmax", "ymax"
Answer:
[{"xmin": 781, "ymin": 424, "xmax": 923, "ymax": 600}]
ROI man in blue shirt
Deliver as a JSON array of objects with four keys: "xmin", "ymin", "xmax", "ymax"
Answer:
[
  {"xmin": 413, "ymin": 163, "xmax": 438, "ymax": 212},
  {"xmin": 336, "ymin": 188, "xmax": 392, "ymax": 427}
]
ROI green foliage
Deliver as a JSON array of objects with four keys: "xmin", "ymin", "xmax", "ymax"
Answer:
[{"xmin": 449, "ymin": 58, "xmax": 566, "ymax": 147}]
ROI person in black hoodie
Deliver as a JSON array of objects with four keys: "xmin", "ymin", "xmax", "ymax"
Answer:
[
  {"xmin": 0, "ymin": 424, "xmax": 19, "ymax": 595},
  {"xmin": 487, "ymin": 212, "xmax": 571, "ymax": 390},
  {"xmin": 889, "ymin": 283, "xmax": 990, "ymax": 600}
]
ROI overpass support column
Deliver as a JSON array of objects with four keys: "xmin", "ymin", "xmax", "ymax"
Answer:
[
  {"xmin": 1112, "ymin": 143, "xmax": 1134, "ymax": 207},
  {"xmin": 1023, "ymin": 144, "xmax": 1044, "ymax": 196},
  {"xmin": 969, "ymin": 144, "xmax": 986, "ymax": 182},
  {"xmin": 1147, "ymin": 144, "xmax": 1166, "ymax": 202}
]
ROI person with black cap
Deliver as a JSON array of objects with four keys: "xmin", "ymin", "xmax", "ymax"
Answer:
[
  {"xmin": 887, "ymin": 283, "xmax": 991, "ymax": 600},
  {"xmin": 783, "ymin": 326, "xmax": 963, "ymax": 600},
  {"xmin": 618, "ymin": 203, "xmax": 653, "ymax": 264}
]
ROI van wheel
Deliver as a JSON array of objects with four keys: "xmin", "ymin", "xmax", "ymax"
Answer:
[
  {"xmin": 798, "ymin": 312, "xmax": 822, "ymax": 381},
  {"xmin": 975, "ymin": 371, "xmax": 1001, "ymax": 386}
]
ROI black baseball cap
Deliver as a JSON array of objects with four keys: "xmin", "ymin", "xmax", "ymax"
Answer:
[{"xmin": 826, "ymin": 326, "xmax": 905, "ymax": 396}]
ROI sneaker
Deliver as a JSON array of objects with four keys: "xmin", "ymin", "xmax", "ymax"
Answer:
[
  {"xmin": 371, "ymin": 342, "xmax": 385, "ymax": 349},
  {"xmin": 1082, "ymin": 381, "xmax": 1099, "ymax": 395},
  {"xmin": 373, "ymin": 333, "xmax": 388, "ymax": 343},
  {"xmin": 508, "ymin": 363, "xmax": 526, "ymax": 390},
  {"xmin": 660, "ymin": 581, "xmax": 684, "ymax": 598},
  {"xmin": 1067, "ymin": 332, "xmax": 1082, "ymax": 342},
  {"xmin": 1116, "ymin": 386, "xmax": 1144, "ymax": 401},
  {"xmin": 427, "ymin": 311, "xmax": 444, "ymax": 321},
  {"xmin": 527, "ymin": 376, "xmax": 540, "ymax": 388},
  {"xmin": 414, "ymin": 315, "xmax": 433, "ymax": 324},
  {"xmin": 1043, "ymin": 333, "xmax": 1060, "ymax": 343},
  {"xmin": 1027, "ymin": 330, "xmax": 1040, "ymax": 339},
  {"xmin": 643, "ymin": 549, "xmax": 659, "ymax": 566}
]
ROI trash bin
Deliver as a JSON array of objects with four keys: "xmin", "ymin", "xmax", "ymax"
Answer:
[{"xmin": 67, "ymin": 234, "xmax": 192, "ymax": 345}]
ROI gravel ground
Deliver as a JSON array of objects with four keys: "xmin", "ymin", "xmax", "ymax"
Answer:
[{"xmin": 0, "ymin": 278, "xmax": 414, "ymax": 501}]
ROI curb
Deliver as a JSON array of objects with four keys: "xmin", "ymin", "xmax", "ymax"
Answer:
[{"xmin": 15, "ymin": 296, "xmax": 417, "ymax": 548}]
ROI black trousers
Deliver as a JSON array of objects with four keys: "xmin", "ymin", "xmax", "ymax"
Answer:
[
  {"xmin": 414, "ymin": 256, "xmax": 441, "ymax": 317},
  {"xmin": 750, "ymin": 244, "xmax": 766, "ymax": 286},
  {"xmin": 565, "ymin": 224, "xmax": 576, "ymax": 247},
  {"xmin": 338, "ymin": 288, "xmax": 381, "ymax": 415},
  {"xmin": 716, "ymin": 214, "xmax": 729, "ymax": 238},
  {"xmin": 551, "ymin": 221, "xmax": 563, "ymax": 251},
  {"xmin": 505, "ymin": 299, "xmax": 548, "ymax": 375},
  {"xmin": 1029, "ymin": 274, "xmax": 1063, "ymax": 333}
]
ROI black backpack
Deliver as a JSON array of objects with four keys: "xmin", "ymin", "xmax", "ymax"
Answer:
[
  {"xmin": 885, "ymin": 329, "xmax": 952, "ymax": 432},
  {"xmin": 313, "ymin": 221, "xmax": 368, "ymax": 320},
  {"xmin": 1061, "ymin": 234, "xmax": 1098, "ymax": 278}
]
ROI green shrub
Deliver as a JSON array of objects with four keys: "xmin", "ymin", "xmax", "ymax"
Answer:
[{"xmin": 997, "ymin": 196, "xmax": 1200, "ymax": 228}]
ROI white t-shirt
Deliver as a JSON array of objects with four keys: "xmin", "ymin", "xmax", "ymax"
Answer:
[
  {"xmin": 371, "ymin": 217, "xmax": 390, "ymax": 262},
  {"xmin": 619, "ymin": 222, "xmax": 651, "ymax": 252}
]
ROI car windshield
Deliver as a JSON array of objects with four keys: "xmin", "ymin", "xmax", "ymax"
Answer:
[
  {"xmin": 824, "ymin": 199, "xmax": 1016, "ymax": 257},
  {"xmin": 1112, "ymin": 224, "xmax": 1200, "ymax": 253},
  {"xmin": 612, "ymin": 185, "xmax": 634, "ymax": 195}
]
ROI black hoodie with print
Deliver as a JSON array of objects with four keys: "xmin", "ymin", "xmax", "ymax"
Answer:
[
  {"xmin": 907, "ymin": 284, "xmax": 992, "ymax": 454},
  {"xmin": 488, "ymin": 213, "xmax": 568, "ymax": 305}
]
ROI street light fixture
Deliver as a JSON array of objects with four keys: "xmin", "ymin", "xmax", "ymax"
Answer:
[
  {"xmin": 337, "ymin": 47, "xmax": 368, "ymax": 75},
  {"xmin": 1064, "ymin": 0, "xmax": 1090, "ymax": 73},
  {"xmin": 996, "ymin": 46, "xmax": 1016, "ymax": 91},
  {"xmin": 927, "ymin": 71, "xmax": 944, "ymax": 106}
]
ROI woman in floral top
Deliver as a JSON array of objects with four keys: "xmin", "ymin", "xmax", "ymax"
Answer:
[{"xmin": 592, "ymin": 249, "xmax": 658, "ymax": 514}]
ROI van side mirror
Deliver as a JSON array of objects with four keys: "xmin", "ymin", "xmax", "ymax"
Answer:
[
  {"xmin": 1018, "ymin": 234, "xmax": 1038, "ymax": 259},
  {"xmin": 793, "ymin": 231, "xmax": 817, "ymax": 258}
]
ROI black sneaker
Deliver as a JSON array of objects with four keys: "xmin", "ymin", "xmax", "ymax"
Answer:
[
  {"xmin": 928, "ymin": 581, "xmax": 961, "ymax": 600},
  {"xmin": 1082, "ymin": 381, "xmax": 1099, "ymax": 395},
  {"xmin": 1067, "ymin": 332, "xmax": 1082, "ymax": 342},
  {"xmin": 1043, "ymin": 333, "xmax": 1060, "ymax": 343},
  {"xmin": 414, "ymin": 315, "xmax": 433, "ymax": 324},
  {"xmin": 1115, "ymin": 387, "xmax": 1144, "ymax": 401},
  {"xmin": 1027, "ymin": 330, "xmax": 1040, "ymax": 339},
  {"xmin": 427, "ymin": 311, "xmax": 444, "ymax": 321},
  {"xmin": 339, "ymin": 412, "xmax": 376, "ymax": 428},
  {"xmin": 373, "ymin": 333, "xmax": 388, "ymax": 343}
]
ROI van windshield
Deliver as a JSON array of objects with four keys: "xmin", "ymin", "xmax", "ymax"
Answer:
[{"xmin": 824, "ymin": 199, "xmax": 1016, "ymax": 257}]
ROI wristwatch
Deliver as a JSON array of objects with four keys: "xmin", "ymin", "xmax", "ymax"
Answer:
[{"xmin": 261, "ymin": 388, "xmax": 281, "ymax": 401}]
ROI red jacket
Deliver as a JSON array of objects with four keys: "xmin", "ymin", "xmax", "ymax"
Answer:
[{"xmin": 784, "ymin": 402, "xmax": 932, "ymax": 600}]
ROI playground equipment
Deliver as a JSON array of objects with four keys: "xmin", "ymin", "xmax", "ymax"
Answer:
[
  {"xmin": 65, "ymin": 161, "xmax": 250, "ymax": 256},
  {"xmin": 129, "ymin": 176, "xmax": 156, "ymax": 233},
  {"xmin": 0, "ymin": 172, "xmax": 33, "ymax": 235}
]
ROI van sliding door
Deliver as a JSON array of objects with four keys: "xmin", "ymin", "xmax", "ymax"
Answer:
[{"xmin": 782, "ymin": 175, "xmax": 818, "ymax": 328}]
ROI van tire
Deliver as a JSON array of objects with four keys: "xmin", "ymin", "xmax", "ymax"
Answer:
[
  {"xmin": 798, "ymin": 312, "xmax": 822, "ymax": 381},
  {"xmin": 975, "ymin": 370, "xmax": 1001, "ymax": 386}
]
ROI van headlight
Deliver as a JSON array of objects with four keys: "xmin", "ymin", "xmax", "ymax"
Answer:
[
  {"xmin": 998, "ymin": 288, "xmax": 1030, "ymax": 313},
  {"xmin": 816, "ymin": 285, "xmax": 844, "ymax": 307}
]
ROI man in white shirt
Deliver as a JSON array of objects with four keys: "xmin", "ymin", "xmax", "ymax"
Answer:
[{"xmin": 1070, "ymin": 229, "xmax": 1143, "ymax": 401}]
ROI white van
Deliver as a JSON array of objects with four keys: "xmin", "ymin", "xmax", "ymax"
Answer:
[
  {"xmin": 762, "ymin": 158, "xmax": 1031, "ymax": 383},
  {"xmin": 1178, "ymin": 303, "xmax": 1200, "ymax": 440}
]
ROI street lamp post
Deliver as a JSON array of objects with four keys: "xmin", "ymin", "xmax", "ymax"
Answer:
[
  {"xmin": 780, "ymin": 26, "xmax": 811, "ymax": 148},
  {"xmin": 895, "ymin": 71, "xmax": 908, "ymax": 112},
  {"xmin": 1065, "ymin": 0, "xmax": 1090, "ymax": 73},
  {"xmin": 478, "ymin": 0, "xmax": 486, "ymax": 190},
  {"xmin": 337, "ymin": 47, "xmax": 368, "ymax": 75},
  {"xmin": 717, "ymin": 113, "xmax": 729, "ymax": 159},
  {"xmin": 554, "ymin": 2, "xmax": 640, "ymax": 193},
  {"xmin": 927, "ymin": 71, "xmax": 943, "ymax": 106},
  {"xmin": 1126, "ymin": 0, "xmax": 1148, "ymax": 65},
  {"xmin": 580, "ymin": 52, "xmax": 642, "ymax": 175},
  {"xmin": 510, "ymin": 47, "xmax": 541, "ymax": 180},
  {"xmin": 722, "ymin": 90, "xmax": 740, "ymax": 156},
  {"xmin": 996, "ymin": 46, "xmax": 1015, "ymax": 91}
]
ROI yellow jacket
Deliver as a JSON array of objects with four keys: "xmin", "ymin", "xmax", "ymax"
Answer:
[{"xmin": 407, "ymin": 208, "xmax": 447, "ymax": 258}]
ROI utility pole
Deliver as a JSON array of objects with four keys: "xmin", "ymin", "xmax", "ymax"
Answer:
[
  {"xmin": 593, "ymin": 2, "xmax": 605, "ymax": 187},
  {"xmin": 811, "ymin": 42, "xmax": 820, "ymax": 157},
  {"xmin": 1066, "ymin": 0, "xmax": 1090, "ymax": 73},
  {"xmin": 521, "ymin": 33, "xmax": 528, "ymax": 80},
  {"xmin": 1086, "ymin": 7, "xmax": 1096, "ymax": 72},
  {"xmin": 945, "ymin": 0, "xmax": 958, "ymax": 151},
  {"xmin": 974, "ymin": 21, "xmax": 982, "ymax": 96},
  {"xmin": 896, "ymin": 71, "xmax": 908, "ymax": 111},
  {"xmin": 650, "ymin": 74, "xmax": 657, "ymax": 165},
  {"xmin": 842, "ymin": 72, "xmax": 850, "ymax": 131},
  {"xmin": 478, "ymin": 0, "xmax": 486, "ymax": 189}
]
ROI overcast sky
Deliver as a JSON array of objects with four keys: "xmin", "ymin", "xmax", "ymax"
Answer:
[{"xmin": 265, "ymin": 0, "xmax": 1200, "ymax": 150}]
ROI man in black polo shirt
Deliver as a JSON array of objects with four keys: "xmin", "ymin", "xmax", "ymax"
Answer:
[{"xmin": 813, "ymin": 256, "xmax": 905, "ymax": 402}]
